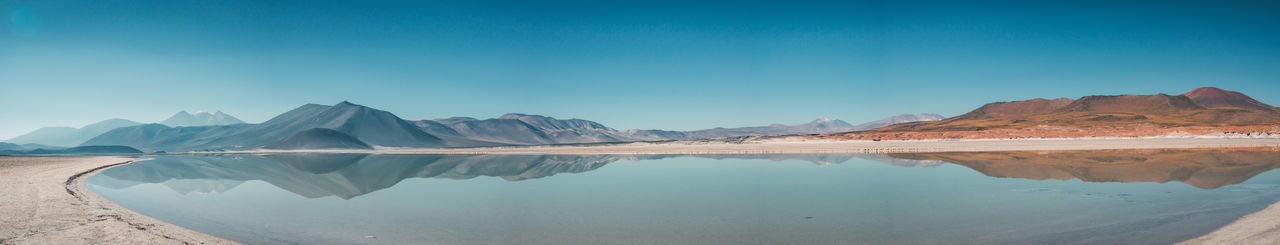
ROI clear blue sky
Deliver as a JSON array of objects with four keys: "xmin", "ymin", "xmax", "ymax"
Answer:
[{"xmin": 3, "ymin": 0, "xmax": 1280, "ymax": 139}]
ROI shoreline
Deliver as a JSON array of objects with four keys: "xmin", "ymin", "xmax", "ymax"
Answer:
[
  {"xmin": 214, "ymin": 137, "xmax": 1280, "ymax": 155},
  {"xmin": 0, "ymin": 156, "xmax": 237, "ymax": 244}
]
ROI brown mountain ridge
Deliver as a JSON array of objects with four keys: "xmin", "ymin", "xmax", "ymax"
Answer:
[{"xmin": 817, "ymin": 87, "xmax": 1280, "ymax": 140}]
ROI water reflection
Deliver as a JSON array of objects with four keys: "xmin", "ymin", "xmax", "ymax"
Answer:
[
  {"xmin": 96, "ymin": 149, "xmax": 1280, "ymax": 200},
  {"xmin": 87, "ymin": 149, "xmax": 1280, "ymax": 245},
  {"xmin": 887, "ymin": 148, "xmax": 1280, "ymax": 189}
]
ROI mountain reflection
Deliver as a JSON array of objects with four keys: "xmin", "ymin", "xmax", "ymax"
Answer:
[
  {"xmin": 95, "ymin": 149, "xmax": 1278, "ymax": 200},
  {"xmin": 97, "ymin": 154, "xmax": 898, "ymax": 199},
  {"xmin": 885, "ymin": 148, "xmax": 1280, "ymax": 189}
]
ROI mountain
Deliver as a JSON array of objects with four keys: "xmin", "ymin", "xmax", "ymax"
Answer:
[
  {"xmin": 876, "ymin": 87, "xmax": 1280, "ymax": 132},
  {"xmin": 6, "ymin": 119, "xmax": 143, "ymax": 147},
  {"xmin": 86, "ymin": 102, "xmax": 444, "ymax": 151},
  {"xmin": 1183, "ymin": 87, "xmax": 1280, "ymax": 112},
  {"xmin": 161, "ymin": 110, "xmax": 246, "ymax": 127},
  {"xmin": 265, "ymin": 128, "xmax": 373, "ymax": 150}
]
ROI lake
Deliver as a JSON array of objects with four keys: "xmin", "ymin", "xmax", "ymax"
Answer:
[{"xmin": 87, "ymin": 149, "xmax": 1280, "ymax": 244}]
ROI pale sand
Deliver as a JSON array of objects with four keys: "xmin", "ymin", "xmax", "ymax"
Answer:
[
  {"xmin": 0, "ymin": 156, "xmax": 237, "ymax": 245},
  {"xmin": 1182, "ymin": 201, "xmax": 1280, "ymax": 244}
]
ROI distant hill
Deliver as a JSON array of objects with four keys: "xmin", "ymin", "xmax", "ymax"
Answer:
[
  {"xmin": 161, "ymin": 110, "xmax": 246, "ymax": 127},
  {"xmin": 851, "ymin": 113, "xmax": 946, "ymax": 131},
  {"xmin": 0, "ymin": 145, "xmax": 143, "ymax": 155},
  {"xmin": 0, "ymin": 142, "xmax": 20, "ymax": 151},
  {"xmin": 624, "ymin": 114, "xmax": 942, "ymax": 140},
  {"xmin": 6, "ymin": 119, "xmax": 143, "ymax": 147},
  {"xmin": 877, "ymin": 87, "xmax": 1280, "ymax": 132},
  {"xmin": 265, "ymin": 128, "xmax": 374, "ymax": 150},
  {"xmin": 416, "ymin": 113, "xmax": 944, "ymax": 146}
]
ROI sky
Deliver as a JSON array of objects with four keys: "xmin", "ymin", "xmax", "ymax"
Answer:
[{"xmin": 3, "ymin": 0, "xmax": 1280, "ymax": 139}]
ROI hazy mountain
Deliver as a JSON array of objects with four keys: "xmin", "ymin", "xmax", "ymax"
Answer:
[
  {"xmin": 265, "ymin": 128, "xmax": 374, "ymax": 150},
  {"xmin": 617, "ymin": 114, "xmax": 942, "ymax": 141},
  {"xmin": 879, "ymin": 87, "xmax": 1280, "ymax": 132},
  {"xmin": 161, "ymin": 110, "xmax": 246, "ymax": 127},
  {"xmin": 20, "ymin": 143, "xmax": 66, "ymax": 150},
  {"xmin": 86, "ymin": 102, "xmax": 444, "ymax": 151},
  {"xmin": 851, "ymin": 113, "xmax": 946, "ymax": 131},
  {"xmin": 6, "ymin": 119, "xmax": 143, "ymax": 147},
  {"xmin": 649, "ymin": 118, "xmax": 856, "ymax": 139},
  {"xmin": 0, "ymin": 145, "xmax": 143, "ymax": 155},
  {"xmin": 0, "ymin": 142, "xmax": 20, "ymax": 151},
  {"xmin": 82, "ymin": 124, "xmax": 253, "ymax": 152},
  {"xmin": 415, "ymin": 112, "xmax": 944, "ymax": 147}
]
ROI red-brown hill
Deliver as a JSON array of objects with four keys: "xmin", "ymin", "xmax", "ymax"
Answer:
[{"xmin": 865, "ymin": 87, "xmax": 1280, "ymax": 133}]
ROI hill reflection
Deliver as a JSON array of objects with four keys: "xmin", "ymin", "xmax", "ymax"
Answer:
[
  {"xmin": 94, "ymin": 149, "xmax": 1280, "ymax": 200},
  {"xmin": 886, "ymin": 148, "xmax": 1280, "ymax": 189},
  {"xmin": 96, "ymin": 154, "xmax": 902, "ymax": 199}
]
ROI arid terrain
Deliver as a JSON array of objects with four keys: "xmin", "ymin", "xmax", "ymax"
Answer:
[{"xmin": 818, "ymin": 87, "xmax": 1280, "ymax": 141}]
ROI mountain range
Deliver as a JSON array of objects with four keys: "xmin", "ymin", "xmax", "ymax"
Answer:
[
  {"xmin": 872, "ymin": 87, "xmax": 1280, "ymax": 132},
  {"xmin": 21, "ymin": 86, "xmax": 1269, "ymax": 152},
  {"xmin": 161, "ymin": 110, "xmax": 246, "ymax": 127},
  {"xmin": 82, "ymin": 101, "xmax": 942, "ymax": 152}
]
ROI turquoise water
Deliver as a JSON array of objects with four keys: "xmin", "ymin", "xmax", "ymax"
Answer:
[{"xmin": 87, "ymin": 152, "xmax": 1280, "ymax": 244}]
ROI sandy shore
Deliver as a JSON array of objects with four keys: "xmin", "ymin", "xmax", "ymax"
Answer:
[
  {"xmin": 1182, "ymin": 200, "xmax": 1280, "ymax": 244},
  {"xmin": 0, "ymin": 156, "xmax": 236, "ymax": 245}
]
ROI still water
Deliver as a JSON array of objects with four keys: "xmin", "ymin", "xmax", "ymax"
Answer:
[{"xmin": 87, "ymin": 150, "xmax": 1280, "ymax": 244}]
